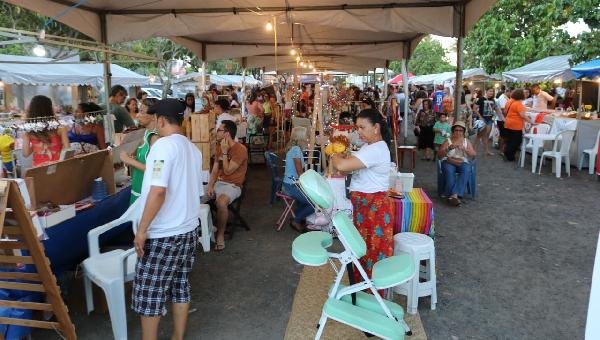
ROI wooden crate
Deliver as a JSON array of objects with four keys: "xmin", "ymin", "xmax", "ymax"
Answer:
[
  {"xmin": 194, "ymin": 142, "xmax": 211, "ymax": 170},
  {"xmin": 190, "ymin": 114, "xmax": 212, "ymax": 142}
]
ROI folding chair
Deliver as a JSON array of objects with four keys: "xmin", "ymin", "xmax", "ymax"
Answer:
[
  {"xmin": 264, "ymin": 151, "xmax": 296, "ymax": 230},
  {"xmin": 292, "ymin": 170, "xmax": 416, "ymax": 339}
]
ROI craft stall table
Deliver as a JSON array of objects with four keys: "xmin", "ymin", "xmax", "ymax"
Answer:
[
  {"xmin": 543, "ymin": 115, "xmax": 600, "ymax": 167},
  {"xmin": 20, "ymin": 150, "xmax": 133, "ymax": 275},
  {"xmin": 392, "ymin": 188, "xmax": 435, "ymax": 237},
  {"xmin": 42, "ymin": 186, "xmax": 131, "ymax": 275}
]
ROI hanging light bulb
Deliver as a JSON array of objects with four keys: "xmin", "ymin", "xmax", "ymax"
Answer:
[
  {"xmin": 295, "ymin": 56, "xmax": 301, "ymax": 62},
  {"xmin": 290, "ymin": 48, "xmax": 297, "ymax": 56},
  {"xmin": 312, "ymin": 68, "xmax": 317, "ymax": 73},
  {"xmin": 265, "ymin": 21, "xmax": 273, "ymax": 31},
  {"xmin": 308, "ymin": 63, "xmax": 314, "ymax": 69},
  {"xmin": 300, "ymin": 61, "xmax": 305, "ymax": 67}
]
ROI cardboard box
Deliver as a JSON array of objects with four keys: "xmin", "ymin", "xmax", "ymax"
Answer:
[
  {"xmin": 194, "ymin": 142, "xmax": 211, "ymax": 170},
  {"xmin": 40, "ymin": 205, "xmax": 76, "ymax": 228},
  {"xmin": 24, "ymin": 150, "xmax": 115, "ymax": 206},
  {"xmin": 190, "ymin": 114, "xmax": 213, "ymax": 142}
]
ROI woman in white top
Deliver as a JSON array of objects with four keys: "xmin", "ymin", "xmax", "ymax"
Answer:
[
  {"xmin": 331, "ymin": 108, "xmax": 394, "ymax": 281},
  {"xmin": 437, "ymin": 121, "xmax": 476, "ymax": 206}
]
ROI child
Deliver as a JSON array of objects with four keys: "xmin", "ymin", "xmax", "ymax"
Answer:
[
  {"xmin": 0, "ymin": 128, "xmax": 15, "ymax": 178},
  {"xmin": 433, "ymin": 112, "xmax": 451, "ymax": 158}
]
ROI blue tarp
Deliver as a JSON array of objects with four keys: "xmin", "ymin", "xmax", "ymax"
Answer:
[{"xmin": 572, "ymin": 59, "xmax": 600, "ymax": 79}]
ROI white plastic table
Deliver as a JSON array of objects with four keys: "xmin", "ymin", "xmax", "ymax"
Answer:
[{"xmin": 520, "ymin": 133, "xmax": 560, "ymax": 173}]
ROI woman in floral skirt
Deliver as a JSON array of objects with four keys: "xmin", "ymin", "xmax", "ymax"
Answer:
[{"xmin": 331, "ymin": 108, "xmax": 394, "ymax": 282}]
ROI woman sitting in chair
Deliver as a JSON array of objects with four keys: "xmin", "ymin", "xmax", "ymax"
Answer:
[
  {"xmin": 438, "ymin": 121, "xmax": 476, "ymax": 206},
  {"xmin": 282, "ymin": 127, "xmax": 313, "ymax": 233},
  {"xmin": 331, "ymin": 108, "xmax": 394, "ymax": 281}
]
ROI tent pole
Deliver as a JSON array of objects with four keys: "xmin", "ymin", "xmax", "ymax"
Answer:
[
  {"xmin": 100, "ymin": 13, "xmax": 114, "ymax": 145},
  {"xmin": 241, "ymin": 57, "xmax": 247, "ymax": 117},
  {"xmin": 383, "ymin": 61, "xmax": 389, "ymax": 106},
  {"xmin": 453, "ymin": 36, "xmax": 464, "ymax": 118},
  {"xmin": 200, "ymin": 61, "xmax": 206, "ymax": 94},
  {"xmin": 453, "ymin": 3, "xmax": 465, "ymax": 120},
  {"xmin": 401, "ymin": 58, "xmax": 410, "ymax": 141}
]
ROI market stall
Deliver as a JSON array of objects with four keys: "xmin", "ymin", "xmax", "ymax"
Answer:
[
  {"xmin": 543, "ymin": 114, "xmax": 600, "ymax": 167},
  {"xmin": 502, "ymin": 54, "xmax": 576, "ymax": 83},
  {"xmin": 0, "ymin": 54, "xmax": 149, "ymax": 111}
]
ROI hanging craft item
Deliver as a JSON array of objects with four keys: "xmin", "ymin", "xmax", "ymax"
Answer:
[{"xmin": 17, "ymin": 119, "xmax": 62, "ymax": 132}]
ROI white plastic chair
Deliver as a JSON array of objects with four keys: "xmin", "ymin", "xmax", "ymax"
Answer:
[
  {"xmin": 82, "ymin": 199, "xmax": 140, "ymax": 340},
  {"xmin": 199, "ymin": 203, "xmax": 215, "ymax": 252},
  {"xmin": 538, "ymin": 130, "xmax": 575, "ymax": 178},
  {"xmin": 578, "ymin": 129, "xmax": 600, "ymax": 175},
  {"xmin": 519, "ymin": 123, "xmax": 551, "ymax": 167}
]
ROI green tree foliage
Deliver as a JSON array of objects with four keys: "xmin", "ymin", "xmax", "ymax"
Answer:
[
  {"xmin": 388, "ymin": 37, "xmax": 455, "ymax": 75},
  {"xmin": 464, "ymin": 0, "xmax": 600, "ymax": 74}
]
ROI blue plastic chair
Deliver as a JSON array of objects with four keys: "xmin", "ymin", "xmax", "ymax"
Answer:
[{"xmin": 437, "ymin": 158, "xmax": 476, "ymax": 199}]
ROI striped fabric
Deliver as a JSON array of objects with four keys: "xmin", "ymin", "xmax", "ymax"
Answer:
[{"xmin": 393, "ymin": 188, "xmax": 435, "ymax": 236}]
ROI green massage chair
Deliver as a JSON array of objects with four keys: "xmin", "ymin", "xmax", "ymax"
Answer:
[{"xmin": 291, "ymin": 169, "xmax": 416, "ymax": 340}]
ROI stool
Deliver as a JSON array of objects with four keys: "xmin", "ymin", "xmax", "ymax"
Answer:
[
  {"xmin": 397, "ymin": 146, "xmax": 417, "ymax": 169},
  {"xmin": 392, "ymin": 232, "xmax": 437, "ymax": 314},
  {"xmin": 199, "ymin": 204, "xmax": 215, "ymax": 252}
]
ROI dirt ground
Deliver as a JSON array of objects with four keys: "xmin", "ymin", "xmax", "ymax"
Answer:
[{"xmin": 36, "ymin": 138, "xmax": 599, "ymax": 340}]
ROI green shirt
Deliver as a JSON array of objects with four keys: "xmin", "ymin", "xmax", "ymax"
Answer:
[{"xmin": 130, "ymin": 129, "xmax": 158, "ymax": 205}]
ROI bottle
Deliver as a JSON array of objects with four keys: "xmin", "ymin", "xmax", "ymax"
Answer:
[
  {"xmin": 91, "ymin": 177, "xmax": 108, "ymax": 202},
  {"xmin": 388, "ymin": 162, "xmax": 397, "ymax": 189}
]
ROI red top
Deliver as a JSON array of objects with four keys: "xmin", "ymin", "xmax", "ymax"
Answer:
[{"xmin": 29, "ymin": 133, "xmax": 63, "ymax": 167}]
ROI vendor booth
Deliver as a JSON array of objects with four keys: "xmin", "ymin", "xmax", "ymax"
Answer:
[
  {"xmin": 0, "ymin": 54, "xmax": 149, "ymax": 111},
  {"xmin": 502, "ymin": 54, "xmax": 576, "ymax": 83}
]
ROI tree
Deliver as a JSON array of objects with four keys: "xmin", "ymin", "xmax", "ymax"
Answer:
[
  {"xmin": 404, "ymin": 37, "xmax": 455, "ymax": 75},
  {"xmin": 464, "ymin": 0, "xmax": 599, "ymax": 74}
]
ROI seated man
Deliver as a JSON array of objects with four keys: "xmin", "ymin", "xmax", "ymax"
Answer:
[{"xmin": 207, "ymin": 120, "xmax": 248, "ymax": 251}]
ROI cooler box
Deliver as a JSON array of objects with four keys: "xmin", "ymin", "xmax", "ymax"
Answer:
[{"xmin": 396, "ymin": 173, "xmax": 414, "ymax": 192}]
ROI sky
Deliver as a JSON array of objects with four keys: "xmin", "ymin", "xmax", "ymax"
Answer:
[{"xmin": 431, "ymin": 19, "xmax": 591, "ymax": 66}]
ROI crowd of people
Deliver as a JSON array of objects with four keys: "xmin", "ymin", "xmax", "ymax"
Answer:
[{"xmin": 0, "ymin": 76, "xmax": 585, "ymax": 339}]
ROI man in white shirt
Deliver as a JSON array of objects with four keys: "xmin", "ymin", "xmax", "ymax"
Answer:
[
  {"xmin": 215, "ymin": 98, "xmax": 236, "ymax": 127},
  {"xmin": 495, "ymin": 87, "xmax": 512, "ymax": 152},
  {"xmin": 531, "ymin": 84, "xmax": 554, "ymax": 110},
  {"xmin": 132, "ymin": 98, "xmax": 203, "ymax": 340}
]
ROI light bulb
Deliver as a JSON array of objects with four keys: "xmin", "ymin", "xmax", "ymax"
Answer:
[
  {"xmin": 33, "ymin": 44, "xmax": 46, "ymax": 57},
  {"xmin": 290, "ymin": 48, "xmax": 297, "ymax": 56},
  {"xmin": 265, "ymin": 22, "xmax": 273, "ymax": 31},
  {"xmin": 295, "ymin": 56, "xmax": 300, "ymax": 62},
  {"xmin": 308, "ymin": 63, "xmax": 314, "ymax": 69},
  {"xmin": 300, "ymin": 62, "xmax": 305, "ymax": 67}
]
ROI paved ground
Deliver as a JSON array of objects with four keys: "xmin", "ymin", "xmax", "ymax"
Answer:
[{"xmin": 37, "ymin": 139, "xmax": 599, "ymax": 339}]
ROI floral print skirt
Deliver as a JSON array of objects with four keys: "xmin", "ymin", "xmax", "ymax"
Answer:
[{"xmin": 349, "ymin": 191, "xmax": 395, "ymax": 283}]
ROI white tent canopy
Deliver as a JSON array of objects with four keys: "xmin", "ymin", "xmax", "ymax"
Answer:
[
  {"xmin": 10, "ymin": 0, "xmax": 496, "ymax": 73},
  {"xmin": 502, "ymin": 55, "xmax": 576, "ymax": 83},
  {"xmin": 409, "ymin": 68, "xmax": 493, "ymax": 85},
  {"xmin": 0, "ymin": 54, "xmax": 149, "ymax": 87},
  {"xmin": 173, "ymin": 73, "xmax": 261, "ymax": 87}
]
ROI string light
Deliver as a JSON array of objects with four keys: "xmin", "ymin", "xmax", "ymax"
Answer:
[
  {"xmin": 265, "ymin": 21, "xmax": 273, "ymax": 31},
  {"xmin": 290, "ymin": 48, "xmax": 297, "ymax": 56},
  {"xmin": 295, "ymin": 55, "xmax": 300, "ymax": 62}
]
